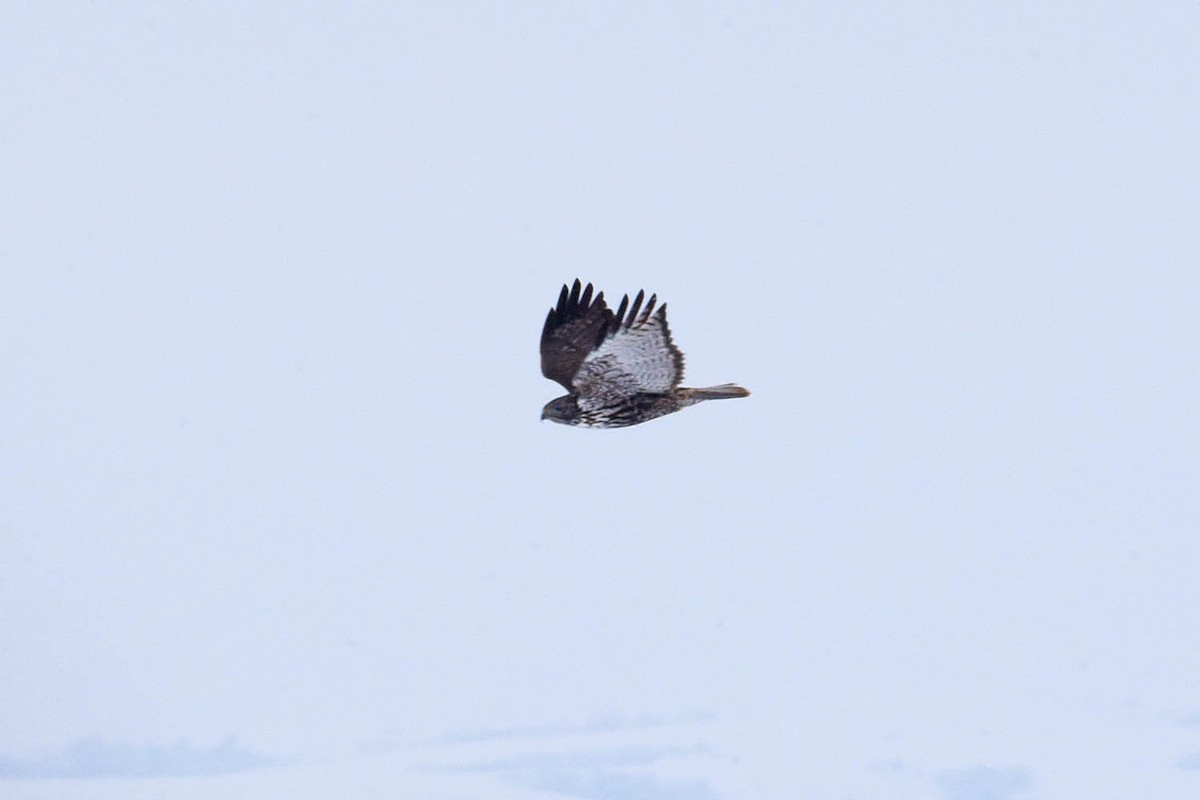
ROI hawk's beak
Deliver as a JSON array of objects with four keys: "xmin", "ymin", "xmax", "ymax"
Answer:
[{"xmin": 540, "ymin": 411, "xmax": 547, "ymax": 421}]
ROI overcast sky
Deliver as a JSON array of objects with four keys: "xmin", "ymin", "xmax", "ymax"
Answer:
[{"xmin": 2, "ymin": 3, "xmax": 1198, "ymax": 799}]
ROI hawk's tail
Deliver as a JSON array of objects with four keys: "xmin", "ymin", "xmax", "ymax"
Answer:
[{"xmin": 685, "ymin": 383, "xmax": 750, "ymax": 401}]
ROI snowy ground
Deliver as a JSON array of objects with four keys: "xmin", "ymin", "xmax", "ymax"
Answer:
[{"xmin": 5, "ymin": 706, "xmax": 1200, "ymax": 799}]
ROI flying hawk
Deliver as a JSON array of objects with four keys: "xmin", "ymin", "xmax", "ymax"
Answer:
[{"xmin": 540, "ymin": 279, "xmax": 749, "ymax": 428}]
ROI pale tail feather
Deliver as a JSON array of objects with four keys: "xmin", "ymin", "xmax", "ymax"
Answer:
[{"xmin": 683, "ymin": 383, "xmax": 750, "ymax": 401}]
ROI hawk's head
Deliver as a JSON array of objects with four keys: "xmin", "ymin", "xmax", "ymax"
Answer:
[{"xmin": 541, "ymin": 395, "xmax": 581, "ymax": 425}]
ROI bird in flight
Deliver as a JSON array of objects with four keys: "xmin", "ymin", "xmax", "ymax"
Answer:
[{"xmin": 540, "ymin": 279, "xmax": 749, "ymax": 428}]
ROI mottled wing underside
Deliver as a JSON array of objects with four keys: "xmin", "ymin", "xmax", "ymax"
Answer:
[
  {"xmin": 573, "ymin": 289, "xmax": 685, "ymax": 410},
  {"xmin": 540, "ymin": 279, "xmax": 615, "ymax": 391}
]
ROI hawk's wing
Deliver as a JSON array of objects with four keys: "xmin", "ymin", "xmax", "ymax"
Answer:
[
  {"xmin": 540, "ymin": 279, "xmax": 614, "ymax": 391},
  {"xmin": 573, "ymin": 289, "xmax": 685, "ymax": 408}
]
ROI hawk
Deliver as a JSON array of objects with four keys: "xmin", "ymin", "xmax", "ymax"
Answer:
[{"xmin": 540, "ymin": 279, "xmax": 750, "ymax": 428}]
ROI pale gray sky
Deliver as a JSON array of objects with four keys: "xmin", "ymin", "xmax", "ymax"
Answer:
[{"xmin": 2, "ymin": 3, "xmax": 1198, "ymax": 799}]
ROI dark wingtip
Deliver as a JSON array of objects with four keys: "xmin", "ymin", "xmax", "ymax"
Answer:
[
  {"xmin": 626, "ymin": 290, "xmax": 645, "ymax": 327},
  {"xmin": 614, "ymin": 294, "xmax": 629, "ymax": 325},
  {"xmin": 642, "ymin": 293, "xmax": 657, "ymax": 322},
  {"xmin": 545, "ymin": 280, "xmax": 610, "ymax": 348},
  {"xmin": 553, "ymin": 279, "xmax": 602, "ymax": 320}
]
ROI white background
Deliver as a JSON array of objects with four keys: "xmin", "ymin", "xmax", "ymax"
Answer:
[{"xmin": 2, "ymin": 4, "xmax": 1198, "ymax": 799}]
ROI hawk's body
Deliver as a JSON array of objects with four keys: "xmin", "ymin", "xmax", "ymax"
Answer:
[{"xmin": 540, "ymin": 280, "xmax": 749, "ymax": 428}]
